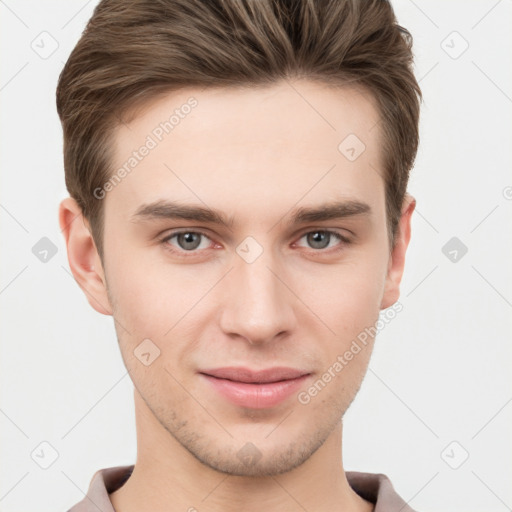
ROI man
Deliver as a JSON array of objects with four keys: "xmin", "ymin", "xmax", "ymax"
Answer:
[{"xmin": 57, "ymin": 0, "xmax": 421, "ymax": 510}]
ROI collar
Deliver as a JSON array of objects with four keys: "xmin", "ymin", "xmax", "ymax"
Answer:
[{"xmin": 67, "ymin": 465, "xmax": 416, "ymax": 512}]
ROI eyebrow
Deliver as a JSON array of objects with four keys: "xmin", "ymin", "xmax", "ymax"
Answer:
[{"xmin": 130, "ymin": 199, "xmax": 371, "ymax": 229}]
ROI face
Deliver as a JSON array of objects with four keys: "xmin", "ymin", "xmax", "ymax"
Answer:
[{"xmin": 63, "ymin": 79, "xmax": 414, "ymax": 477}]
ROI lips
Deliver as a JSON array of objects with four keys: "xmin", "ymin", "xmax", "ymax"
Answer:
[
  {"xmin": 200, "ymin": 366, "xmax": 308, "ymax": 383},
  {"xmin": 199, "ymin": 366, "xmax": 311, "ymax": 409}
]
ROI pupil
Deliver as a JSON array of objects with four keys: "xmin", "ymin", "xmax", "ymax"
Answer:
[
  {"xmin": 180, "ymin": 232, "xmax": 200, "ymax": 250},
  {"xmin": 309, "ymin": 231, "xmax": 328, "ymax": 249}
]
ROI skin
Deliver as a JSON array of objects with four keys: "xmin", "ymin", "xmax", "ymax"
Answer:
[{"xmin": 59, "ymin": 79, "xmax": 415, "ymax": 512}]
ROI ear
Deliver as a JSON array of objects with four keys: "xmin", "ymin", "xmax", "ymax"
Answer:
[
  {"xmin": 380, "ymin": 193, "xmax": 416, "ymax": 310},
  {"xmin": 58, "ymin": 197, "xmax": 113, "ymax": 316}
]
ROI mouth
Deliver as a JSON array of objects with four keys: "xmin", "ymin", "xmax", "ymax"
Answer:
[{"xmin": 199, "ymin": 366, "xmax": 311, "ymax": 409}]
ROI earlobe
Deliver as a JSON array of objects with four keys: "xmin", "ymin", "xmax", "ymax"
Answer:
[
  {"xmin": 58, "ymin": 197, "xmax": 113, "ymax": 316},
  {"xmin": 380, "ymin": 193, "xmax": 416, "ymax": 310}
]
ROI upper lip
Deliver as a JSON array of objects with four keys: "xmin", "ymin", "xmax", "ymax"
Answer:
[{"xmin": 200, "ymin": 366, "xmax": 310, "ymax": 383}]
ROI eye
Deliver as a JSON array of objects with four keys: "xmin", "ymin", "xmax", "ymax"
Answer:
[
  {"xmin": 159, "ymin": 228, "xmax": 351, "ymax": 258},
  {"xmin": 295, "ymin": 230, "xmax": 350, "ymax": 251},
  {"xmin": 160, "ymin": 230, "xmax": 213, "ymax": 253}
]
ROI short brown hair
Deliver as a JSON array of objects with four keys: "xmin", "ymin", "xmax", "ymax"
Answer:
[{"xmin": 56, "ymin": 0, "xmax": 421, "ymax": 260}]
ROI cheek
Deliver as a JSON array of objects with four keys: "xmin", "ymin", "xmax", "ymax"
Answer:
[
  {"xmin": 103, "ymin": 230, "xmax": 169, "ymax": 311},
  {"xmin": 104, "ymin": 246, "xmax": 215, "ymax": 371},
  {"xmin": 297, "ymin": 272, "xmax": 383, "ymax": 409},
  {"xmin": 299, "ymin": 255, "xmax": 387, "ymax": 342},
  {"xmin": 103, "ymin": 246, "xmax": 169, "ymax": 340}
]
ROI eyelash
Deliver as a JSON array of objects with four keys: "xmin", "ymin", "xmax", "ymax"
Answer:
[{"xmin": 158, "ymin": 229, "xmax": 352, "ymax": 258}]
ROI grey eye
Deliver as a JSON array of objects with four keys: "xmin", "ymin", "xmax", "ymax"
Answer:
[
  {"xmin": 163, "ymin": 231, "xmax": 211, "ymax": 252},
  {"xmin": 305, "ymin": 231, "xmax": 334, "ymax": 250},
  {"xmin": 175, "ymin": 232, "xmax": 203, "ymax": 250}
]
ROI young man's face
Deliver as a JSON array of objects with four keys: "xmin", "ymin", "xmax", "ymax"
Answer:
[{"xmin": 62, "ymin": 79, "xmax": 414, "ymax": 476}]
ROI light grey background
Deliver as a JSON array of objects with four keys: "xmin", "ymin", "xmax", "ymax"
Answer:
[{"xmin": 1, "ymin": 1, "xmax": 511, "ymax": 511}]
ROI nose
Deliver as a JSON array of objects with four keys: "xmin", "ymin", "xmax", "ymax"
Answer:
[{"xmin": 219, "ymin": 246, "xmax": 296, "ymax": 346}]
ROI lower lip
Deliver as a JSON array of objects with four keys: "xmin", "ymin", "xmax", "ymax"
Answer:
[{"xmin": 200, "ymin": 373, "xmax": 310, "ymax": 409}]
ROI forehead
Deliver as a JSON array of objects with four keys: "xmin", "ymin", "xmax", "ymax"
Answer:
[{"xmin": 105, "ymin": 79, "xmax": 384, "ymax": 226}]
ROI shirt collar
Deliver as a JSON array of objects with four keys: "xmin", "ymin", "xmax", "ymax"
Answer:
[{"xmin": 67, "ymin": 465, "xmax": 417, "ymax": 512}]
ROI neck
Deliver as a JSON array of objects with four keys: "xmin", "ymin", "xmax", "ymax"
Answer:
[{"xmin": 110, "ymin": 390, "xmax": 373, "ymax": 512}]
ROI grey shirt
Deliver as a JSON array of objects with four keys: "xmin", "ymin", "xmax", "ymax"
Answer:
[{"xmin": 67, "ymin": 465, "xmax": 417, "ymax": 512}]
